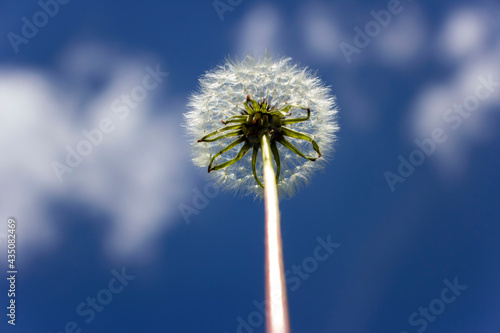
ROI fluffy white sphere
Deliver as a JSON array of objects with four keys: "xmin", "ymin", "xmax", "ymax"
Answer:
[{"xmin": 184, "ymin": 53, "xmax": 339, "ymax": 198}]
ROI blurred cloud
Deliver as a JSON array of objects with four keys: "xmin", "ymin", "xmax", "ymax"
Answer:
[
  {"xmin": 298, "ymin": 2, "xmax": 344, "ymax": 63},
  {"xmin": 408, "ymin": 7, "xmax": 500, "ymax": 181},
  {"xmin": 235, "ymin": 3, "xmax": 283, "ymax": 57},
  {"xmin": 375, "ymin": 6, "xmax": 428, "ymax": 66},
  {"xmin": 437, "ymin": 8, "xmax": 489, "ymax": 60},
  {"xmin": 0, "ymin": 43, "xmax": 191, "ymax": 263}
]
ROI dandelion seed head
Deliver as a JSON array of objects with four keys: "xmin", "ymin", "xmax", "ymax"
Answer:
[{"xmin": 184, "ymin": 53, "xmax": 339, "ymax": 198}]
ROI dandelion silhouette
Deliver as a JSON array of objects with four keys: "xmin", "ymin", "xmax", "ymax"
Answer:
[{"xmin": 184, "ymin": 53, "xmax": 339, "ymax": 333}]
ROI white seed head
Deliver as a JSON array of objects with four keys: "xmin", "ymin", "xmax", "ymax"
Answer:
[{"xmin": 184, "ymin": 53, "xmax": 339, "ymax": 198}]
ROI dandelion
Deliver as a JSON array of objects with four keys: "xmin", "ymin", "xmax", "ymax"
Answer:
[
  {"xmin": 184, "ymin": 53, "xmax": 339, "ymax": 333},
  {"xmin": 185, "ymin": 53, "xmax": 339, "ymax": 198}
]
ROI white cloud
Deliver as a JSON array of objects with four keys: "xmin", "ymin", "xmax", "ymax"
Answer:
[
  {"xmin": 298, "ymin": 3, "xmax": 343, "ymax": 62},
  {"xmin": 0, "ymin": 43, "xmax": 191, "ymax": 264},
  {"xmin": 235, "ymin": 3, "xmax": 283, "ymax": 57},
  {"xmin": 437, "ymin": 8, "xmax": 489, "ymax": 60},
  {"xmin": 408, "ymin": 38, "xmax": 500, "ymax": 181},
  {"xmin": 375, "ymin": 7, "xmax": 428, "ymax": 66}
]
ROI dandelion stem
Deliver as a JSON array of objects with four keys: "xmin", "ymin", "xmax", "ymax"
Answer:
[{"xmin": 261, "ymin": 133, "xmax": 290, "ymax": 333}]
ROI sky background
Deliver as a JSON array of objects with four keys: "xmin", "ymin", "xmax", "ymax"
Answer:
[{"xmin": 1, "ymin": 0, "xmax": 499, "ymax": 332}]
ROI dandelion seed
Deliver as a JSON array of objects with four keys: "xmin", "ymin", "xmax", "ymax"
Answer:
[{"xmin": 184, "ymin": 53, "xmax": 339, "ymax": 198}]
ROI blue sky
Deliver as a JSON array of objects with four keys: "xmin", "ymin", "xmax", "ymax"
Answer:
[{"xmin": 1, "ymin": 0, "xmax": 500, "ymax": 332}]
